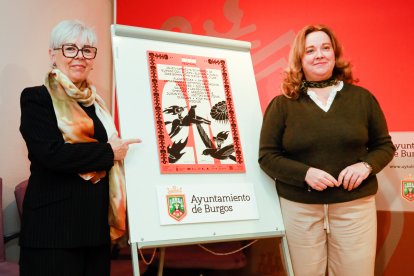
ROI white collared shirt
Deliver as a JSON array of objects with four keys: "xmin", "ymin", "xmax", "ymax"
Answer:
[{"xmin": 307, "ymin": 81, "xmax": 344, "ymax": 112}]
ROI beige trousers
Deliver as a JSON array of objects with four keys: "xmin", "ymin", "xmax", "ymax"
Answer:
[{"xmin": 280, "ymin": 196, "xmax": 376, "ymax": 276}]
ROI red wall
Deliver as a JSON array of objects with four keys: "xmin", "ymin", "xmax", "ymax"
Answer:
[
  {"xmin": 116, "ymin": 1, "xmax": 414, "ymax": 274},
  {"xmin": 116, "ymin": 0, "xmax": 414, "ymax": 132}
]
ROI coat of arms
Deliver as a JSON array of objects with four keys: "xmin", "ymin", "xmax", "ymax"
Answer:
[
  {"xmin": 401, "ymin": 178, "xmax": 414, "ymax": 202},
  {"xmin": 166, "ymin": 186, "xmax": 187, "ymax": 221}
]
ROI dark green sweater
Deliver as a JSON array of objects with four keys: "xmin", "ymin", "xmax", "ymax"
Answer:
[{"xmin": 259, "ymin": 83, "xmax": 395, "ymax": 204}]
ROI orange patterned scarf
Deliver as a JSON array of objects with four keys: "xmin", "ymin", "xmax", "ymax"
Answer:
[{"xmin": 45, "ymin": 69, "xmax": 127, "ymax": 241}]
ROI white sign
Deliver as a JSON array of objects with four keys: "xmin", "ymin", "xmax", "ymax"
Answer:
[
  {"xmin": 113, "ymin": 25, "xmax": 285, "ymax": 248},
  {"xmin": 157, "ymin": 182, "xmax": 259, "ymax": 225},
  {"xmin": 376, "ymin": 131, "xmax": 414, "ymax": 211}
]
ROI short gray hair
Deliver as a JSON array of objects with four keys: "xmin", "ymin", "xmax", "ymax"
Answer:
[{"xmin": 49, "ymin": 19, "xmax": 97, "ymax": 49}]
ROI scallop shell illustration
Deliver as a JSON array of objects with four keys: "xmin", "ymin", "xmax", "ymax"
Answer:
[{"xmin": 210, "ymin": 101, "xmax": 228, "ymax": 123}]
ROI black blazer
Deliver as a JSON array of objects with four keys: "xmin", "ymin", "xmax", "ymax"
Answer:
[{"xmin": 19, "ymin": 85, "xmax": 114, "ymax": 248}]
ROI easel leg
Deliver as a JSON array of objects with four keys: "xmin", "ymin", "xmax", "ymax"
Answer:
[
  {"xmin": 157, "ymin": 247, "xmax": 165, "ymax": 276},
  {"xmin": 131, "ymin": 242, "xmax": 141, "ymax": 276},
  {"xmin": 280, "ymin": 236, "xmax": 294, "ymax": 276}
]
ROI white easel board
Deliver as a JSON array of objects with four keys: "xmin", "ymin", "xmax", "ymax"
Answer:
[{"xmin": 111, "ymin": 24, "xmax": 285, "ymax": 249}]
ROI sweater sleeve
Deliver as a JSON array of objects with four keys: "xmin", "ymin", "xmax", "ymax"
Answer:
[
  {"xmin": 20, "ymin": 86, "xmax": 115, "ymax": 174},
  {"xmin": 359, "ymin": 93, "xmax": 395, "ymax": 173},
  {"xmin": 258, "ymin": 96, "xmax": 310, "ymax": 188}
]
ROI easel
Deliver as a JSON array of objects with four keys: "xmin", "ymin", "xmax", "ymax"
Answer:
[
  {"xmin": 129, "ymin": 236, "xmax": 294, "ymax": 276},
  {"xmin": 111, "ymin": 24, "xmax": 294, "ymax": 276}
]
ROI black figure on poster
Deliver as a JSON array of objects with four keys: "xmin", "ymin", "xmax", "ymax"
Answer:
[{"xmin": 163, "ymin": 105, "xmax": 211, "ymax": 138}]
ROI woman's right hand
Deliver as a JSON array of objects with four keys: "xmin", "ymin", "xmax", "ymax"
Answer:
[
  {"xmin": 305, "ymin": 167, "xmax": 338, "ymax": 191},
  {"xmin": 108, "ymin": 134, "xmax": 141, "ymax": 161}
]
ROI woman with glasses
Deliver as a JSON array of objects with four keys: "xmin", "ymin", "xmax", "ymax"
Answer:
[{"xmin": 19, "ymin": 19, "xmax": 141, "ymax": 276}]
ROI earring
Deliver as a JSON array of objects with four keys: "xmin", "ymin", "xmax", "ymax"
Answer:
[{"xmin": 52, "ymin": 62, "xmax": 56, "ymax": 68}]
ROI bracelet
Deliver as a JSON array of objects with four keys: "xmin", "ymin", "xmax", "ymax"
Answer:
[{"xmin": 361, "ymin": 162, "xmax": 373, "ymax": 173}]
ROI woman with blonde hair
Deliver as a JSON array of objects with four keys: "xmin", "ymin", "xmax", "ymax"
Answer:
[{"xmin": 259, "ymin": 24, "xmax": 395, "ymax": 275}]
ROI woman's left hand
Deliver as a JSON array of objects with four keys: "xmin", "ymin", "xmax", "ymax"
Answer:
[{"xmin": 338, "ymin": 162, "xmax": 371, "ymax": 191}]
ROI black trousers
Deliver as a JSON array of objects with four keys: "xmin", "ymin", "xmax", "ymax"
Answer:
[{"xmin": 19, "ymin": 244, "xmax": 111, "ymax": 276}]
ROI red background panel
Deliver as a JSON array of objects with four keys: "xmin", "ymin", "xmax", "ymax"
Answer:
[
  {"xmin": 116, "ymin": 0, "xmax": 414, "ymax": 131},
  {"xmin": 116, "ymin": 1, "xmax": 414, "ymax": 274}
]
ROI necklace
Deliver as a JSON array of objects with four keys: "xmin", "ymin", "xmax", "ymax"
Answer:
[{"xmin": 301, "ymin": 77, "xmax": 337, "ymax": 91}]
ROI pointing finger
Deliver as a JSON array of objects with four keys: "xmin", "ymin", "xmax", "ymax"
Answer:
[{"xmin": 124, "ymin": 138, "xmax": 142, "ymax": 145}]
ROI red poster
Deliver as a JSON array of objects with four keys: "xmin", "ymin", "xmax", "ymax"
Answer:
[{"xmin": 148, "ymin": 51, "xmax": 245, "ymax": 173}]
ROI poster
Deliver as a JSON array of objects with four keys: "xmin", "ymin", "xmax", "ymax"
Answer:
[{"xmin": 147, "ymin": 51, "xmax": 245, "ymax": 173}]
